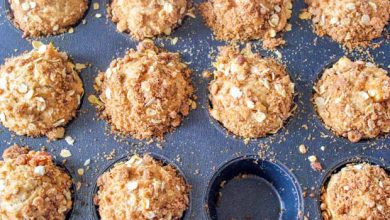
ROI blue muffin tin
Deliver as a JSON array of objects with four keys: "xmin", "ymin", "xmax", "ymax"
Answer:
[{"xmin": 0, "ymin": 0, "xmax": 389, "ymax": 220}]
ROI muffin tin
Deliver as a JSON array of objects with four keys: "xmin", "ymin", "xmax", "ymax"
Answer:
[{"xmin": 0, "ymin": 0, "xmax": 389, "ymax": 220}]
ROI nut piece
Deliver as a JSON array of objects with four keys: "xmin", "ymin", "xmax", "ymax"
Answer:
[
  {"xmin": 95, "ymin": 41, "xmax": 194, "ymax": 140},
  {"xmin": 313, "ymin": 57, "xmax": 390, "ymax": 142},
  {"xmin": 0, "ymin": 145, "xmax": 73, "ymax": 219},
  {"xmin": 9, "ymin": 0, "xmax": 88, "ymax": 37},
  {"xmin": 95, "ymin": 154, "xmax": 190, "ymax": 220},
  {"xmin": 200, "ymin": 0, "xmax": 293, "ymax": 49},
  {"xmin": 0, "ymin": 44, "xmax": 84, "ymax": 140},
  {"xmin": 108, "ymin": 0, "xmax": 190, "ymax": 39},
  {"xmin": 305, "ymin": 0, "xmax": 390, "ymax": 48},
  {"xmin": 208, "ymin": 45, "xmax": 294, "ymax": 138},
  {"xmin": 322, "ymin": 163, "xmax": 390, "ymax": 219}
]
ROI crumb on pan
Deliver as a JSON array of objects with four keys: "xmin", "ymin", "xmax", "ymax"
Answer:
[{"xmin": 94, "ymin": 154, "xmax": 190, "ymax": 220}]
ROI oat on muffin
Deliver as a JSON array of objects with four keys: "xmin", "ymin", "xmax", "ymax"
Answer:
[
  {"xmin": 95, "ymin": 40, "xmax": 194, "ymax": 140},
  {"xmin": 8, "ymin": 0, "xmax": 88, "ymax": 37},
  {"xmin": 321, "ymin": 163, "xmax": 390, "ymax": 220},
  {"xmin": 94, "ymin": 154, "xmax": 190, "ymax": 220},
  {"xmin": 108, "ymin": 0, "xmax": 190, "ymax": 40},
  {"xmin": 208, "ymin": 45, "xmax": 294, "ymax": 138},
  {"xmin": 305, "ymin": 0, "xmax": 390, "ymax": 48},
  {"xmin": 0, "ymin": 145, "xmax": 73, "ymax": 220},
  {"xmin": 200, "ymin": 0, "xmax": 293, "ymax": 49},
  {"xmin": 0, "ymin": 43, "xmax": 84, "ymax": 140},
  {"xmin": 313, "ymin": 57, "xmax": 390, "ymax": 142}
]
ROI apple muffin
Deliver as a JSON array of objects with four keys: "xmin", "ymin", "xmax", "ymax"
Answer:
[
  {"xmin": 95, "ymin": 41, "xmax": 194, "ymax": 140},
  {"xmin": 313, "ymin": 57, "xmax": 390, "ymax": 142},
  {"xmin": 8, "ymin": 0, "xmax": 88, "ymax": 37},
  {"xmin": 94, "ymin": 154, "xmax": 190, "ymax": 220},
  {"xmin": 208, "ymin": 45, "xmax": 294, "ymax": 138},
  {"xmin": 305, "ymin": 0, "xmax": 390, "ymax": 48},
  {"xmin": 0, "ymin": 145, "xmax": 73, "ymax": 220},
  {"xmin": 108, "ymin": 0, "xmax": 190, "ymax": 39},
  {"xmin": 200, "ymin": 0, "xmax": 293, "ymax": 49},
  {"xmin": 321, "ymin": 163, "xmax": 390, "ymax": 220},
  {"xmin": 0, "ymin": 43, "xmax": 84, "ymax": 140}
]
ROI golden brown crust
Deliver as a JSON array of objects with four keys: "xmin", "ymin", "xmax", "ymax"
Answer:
[
  {"xmin": 95, "ymin": 40, "xmax": 194, "ymax": 140},
  {"xmin": 108, "ymin": 0, "xmax": 189, "ymax": 39},
  {"xmin": 208, "ymin": 45, "xmax": 294, "ymax": 138},
  {"xmin": 0, "ymin": 43, "xmax": 84, "ymax": 140},
  {"xmin": 0, "ymin": 145, "xmax": 73, "ymax": 220},
  {"xmin": 200, "ymin": 0, "xmax": 293, "ymax": 49},
  {"xmin": 9, "ymin": 0, "xmax": 88, "ymax": 37},
  {"xmin": 313, "ymin": 57, "xmax": 390, "ymax": 142},
  {"xmin": 95, "ymin": 154, "xmax": 190, "ymax": 220},
  {"xmin": 305, "ymin": 0, "xmax": 390, "ymax": 48},
  {"xmin": 321, "ymin": 163, "xmax": 390, "ymax": 220}
]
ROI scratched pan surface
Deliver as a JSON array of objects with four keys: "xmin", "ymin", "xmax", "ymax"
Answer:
[{"xmin": 0, "ymin": 0, "xmax": 389, "ymax": 220}]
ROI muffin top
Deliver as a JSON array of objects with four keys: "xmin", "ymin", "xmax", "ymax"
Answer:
[
  {"xmin": 208, "ymin": 45, "xmax": 294, "ymax": 138},
  {"xmin": 0, "ymin": 145, "xmax": 73, "ymax": 220},
  {"xmin": 0, "ymin": 43, "xmax": 84, "ymax": 140},
  {"xmin": 94, "ymin": 154, "xmax": 190, "ymax": 220},
  {"xmin": 200, "ymin": 0, "xmax": 293, "ymax": 49},
  {"xmin": 321, "ymin": 163, "xmax": 390, "ymax": 220},
  {"xmin": 95, "ymin": 40, "xmax": 194, "ymax": 140},
  {"xmin": 305, "ymin": 0, "xmax": 390, "ymax": 48},
  {"xmin": 313, "ymin": 57, "xmax": 390, "ymax": 142},
  {"xmin": 9, "ymin": 0, "xmax": 88, "ymax": 37},
  {"xmin": 108, "ymin": 0, "xmax": 190, "ymax": 39}
]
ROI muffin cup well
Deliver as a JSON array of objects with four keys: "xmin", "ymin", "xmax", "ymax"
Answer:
[
  {"xmin": 317, "ymin": 155, "xmax": 390, "ymax": 220},
  {"xmin": 204, "ymin": 155, "xmax": 304, "ymax": 220},
  {"xmin": 90, "ymin": 153, "xmax": 192, "ymax": 220}
]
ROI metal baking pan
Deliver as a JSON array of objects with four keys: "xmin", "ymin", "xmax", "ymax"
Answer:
[{"xmin": 0, "ymin": 0, "xmax": 388, "ymax": 219}]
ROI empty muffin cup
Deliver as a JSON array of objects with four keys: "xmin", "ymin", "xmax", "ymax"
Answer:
[
  {"xmin": 318, "ymin": 156, "xmax": 389, "ymax": 220},
  {"xmin": 91, "ymin": 153, "xmax": 192, "ymax": 220},
  {"xmin": 205, "ymin": 155, "xmax": 304, "ymax": 220}
]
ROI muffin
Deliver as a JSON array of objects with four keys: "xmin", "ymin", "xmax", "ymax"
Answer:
[
  {"xmin": 0, "ymin": 145, "xmax": 73, "ymax": 220},
  {"xmin": 321, "ymin": 163, "xmax": 390, "ymax": 220},
  {"xmin": 200, "ymin": 0, "xmax": 293, "ymax": 49},
  {"xmin": 208, "ymin": 45, "xmax": 294, "ymax": 138},
  {"xmin": 305, "ymin": 0, "xmax": 390, "ymax": 48},
  {"xmin": 95, "ymin": 40, "xmax": 194, "ymax": 140},
  {"xmin": 0, "ymin": 43, "xmax": 84, "ymax": 140},
  {"xmin": 108, "ymin": 0, "xmax": 190, "ymax": 39},
  {"xmin": 313, "ymin": 57, "xmax": 390, "ymax": 142},
  {"xmin": 8, "ymin": 0, "xmax": 88, "ymax": 37},
  {"xmin": 94, "ymin": 154, "xmax": 190, "ymax": 220}
]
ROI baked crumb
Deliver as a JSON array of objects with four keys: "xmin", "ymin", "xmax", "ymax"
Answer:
[
  {"xmin": 95, "ymin": 154, "xmax": 190, "ymax": 220},
  {"xmin": 321, "ymin": 163, "xmax": 390, "ymax": 220},
  {"xmin": 313, "ymin": 57, "xmax": 390, "ymax": 142},
  {"xmin": 305, "ymin": 0, "xmax": 390, "ymax": 48},
  {"xmin": 200, "ymin": 0, "xmax": 293, "ymax": 49},
  {"xmin": 0, "ymin": 43, "xmax": 84, "ymax": 140},
  {"xmin": 108, "ymin": 0, "xmax": 190, "ymax": 39},
  {"xmin": 8, "ymin": 0, "xmax": 88, "ymax": 37},
  {"xmin": 208, "ymin": 45, "xmax": 294, "ymax": 138},
  {"xmin": 0, "ymin": 145, "xmax": 73, "ymax": 219},
  {"xmin": 95, "ymin": 40, "xmax": 194, "ymax": 140}
]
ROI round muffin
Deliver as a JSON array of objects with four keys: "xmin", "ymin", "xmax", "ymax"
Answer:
[
  {"xmin": 208, "ymin": 45, "xmax": 294, "ymax": 138},
  {"xmin": 94, "ymin": 154, "xmax": 190, "ymax": 220},
  {"xmin": 200, "ymin": 0, "xmax": 293, "ymax": 49},
  {"xmin": 305, "ymin": 0, "xmax": 390, "ymax": 48},
  {"xmin": 313, "ymin": 57, "xmax": 390, "ymax": 142},
  {"xmin": 8, "ymin": 0, "xmax": 88, "ymax": 37},
  {"xmin": 95, "ymin": 41, "xmax": 194, "ymax": 140},
  {"xmin": 0, "ymin": 43, "xmax": 84, "ymax": 140},
  {"xmin": 321, "ymin": 163, "xmax": 390, "ymax": 220},
  {"xmin": 0, "ymin": 145, "xmax": 73, "ymax": 220},
  {"xmin": 108, "ymin": 0, "xmax": 190, "ymax": 39}
]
